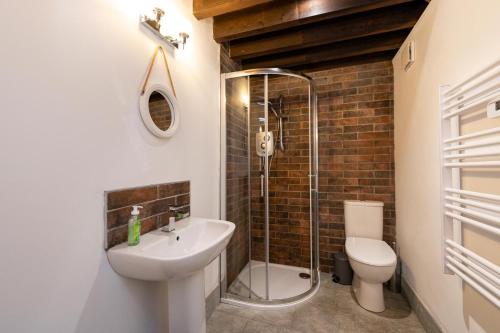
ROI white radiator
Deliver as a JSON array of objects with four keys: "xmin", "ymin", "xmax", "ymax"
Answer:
[{"xmin": 440, "ymin": 59, "xmax": 500, "ymax": 308}]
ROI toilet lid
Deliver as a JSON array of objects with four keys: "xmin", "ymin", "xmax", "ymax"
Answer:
[{"xmin": 345, "ymin": 237, "xmax": 396, "ymax": 267}]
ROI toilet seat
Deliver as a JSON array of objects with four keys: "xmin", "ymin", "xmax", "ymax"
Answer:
[{"xmin": 346, "ymin": 237, "xmax": 396, "ymax": 267}]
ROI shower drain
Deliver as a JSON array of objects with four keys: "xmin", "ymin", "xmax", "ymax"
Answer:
[{"xmin": 299, "ymin": 272, "xmax": 311, "ymax": 279}]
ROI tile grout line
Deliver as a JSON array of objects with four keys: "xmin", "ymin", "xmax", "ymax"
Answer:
[
  {"xmin": 106, "ymin": 192, "xmax": 190, "ymax": 213},
  {"xmin": 104, "ymin": 180, "xmax": 190, "ymax": 195}
]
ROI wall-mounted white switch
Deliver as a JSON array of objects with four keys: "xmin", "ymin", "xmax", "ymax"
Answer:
[{"xmin": 487, "ymin": 100, "xmax": 500, "ymax": 118}]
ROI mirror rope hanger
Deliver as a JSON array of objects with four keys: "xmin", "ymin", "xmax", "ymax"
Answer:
[{"xmin": 141, "ymin": 46, "xmax": 176, "ymax": 97}]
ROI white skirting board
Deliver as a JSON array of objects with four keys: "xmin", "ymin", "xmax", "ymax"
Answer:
[{"xmin": 401, "ymin": 277, "xmax": 445, "ymax": 333}]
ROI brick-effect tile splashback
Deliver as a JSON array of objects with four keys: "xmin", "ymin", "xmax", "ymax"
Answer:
[{"xmin": 105, "ymin": 181, "xmax": 190, "ymax": 249}]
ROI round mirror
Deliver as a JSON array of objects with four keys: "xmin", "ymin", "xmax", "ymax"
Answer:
[
  {"xmin": 148, "ymin": 91, "xmax": 172, "ymax": 130},
  {"xmin": 139, "ymin": 84, "xmax": 179, "ymax": 138}
]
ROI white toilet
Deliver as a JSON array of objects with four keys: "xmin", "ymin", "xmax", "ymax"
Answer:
[{"xmin": 344, "ymin": 200, "xmax": 396, "ymax": 312}]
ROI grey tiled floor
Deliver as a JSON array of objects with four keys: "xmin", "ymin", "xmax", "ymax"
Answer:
[{"xmin": 208, "ymin": 273, "xmax": 425, "ymax": 333}]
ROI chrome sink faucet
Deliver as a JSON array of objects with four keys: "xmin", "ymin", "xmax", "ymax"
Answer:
[{"xmin": 161, "ymin": 205, "xmax": 188, "ymax": 232}]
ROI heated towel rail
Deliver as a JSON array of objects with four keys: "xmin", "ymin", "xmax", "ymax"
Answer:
[{"xmin": 440, "ymin": 60, "xmax": 500, "ymax": 308}]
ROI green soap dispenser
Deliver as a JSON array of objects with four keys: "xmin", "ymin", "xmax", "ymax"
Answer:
[{"xmin": 128, "ymin": 205, "xmax": 143, "ymax": 246}]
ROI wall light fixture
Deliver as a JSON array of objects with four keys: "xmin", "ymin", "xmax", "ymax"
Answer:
[{"xmin": 141, "ymin": 7, "xmax": 189, "ymax": 49}]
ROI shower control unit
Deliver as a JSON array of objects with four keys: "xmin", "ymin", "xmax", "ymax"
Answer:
[{"xmin": 256, "ymin": 131, "xmax": 274, "ymax": 157}]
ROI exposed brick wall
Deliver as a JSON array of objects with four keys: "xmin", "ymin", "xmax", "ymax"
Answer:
[
  {"xmin": 309, "ymin": 60, "xmax": 395, "ymax": 272},
  {"xmin": 221, "ymin": 44, "xmax": 250, "ymax": 286},
  {"xmin": 247, "ymin": 61, "xmax": 395, "ymax": 273},
  {"xmin": 221, "ymin": 43, "xmax": 395, "ymax": 275},
  {"xmin": 246, "ymin": 61, "xmax": 395, "ymax": 271},
  {"xmin": 221, "ymin": 43, "xmax": 241, "ymax": 73}
]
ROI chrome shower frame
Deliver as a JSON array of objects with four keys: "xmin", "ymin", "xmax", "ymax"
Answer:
[{"xmin": 219, "ymin": 68, "xmax": 320, "ymax": 309}]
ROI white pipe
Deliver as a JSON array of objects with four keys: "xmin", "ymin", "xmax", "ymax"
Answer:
[
  {"xmin": 447, "ymin": 256, "xmax": 500, "ymax": 297},
  {"xmin": 445, "ymin": 212, "xmax": 500, "ymax": 236},
  {"xmin": 444, "ymin": 161, "xmax": 500, "ymax": 168},
  {"xmin": 444, "ymin": 188, "xmax": 500, "ymax": 203},
  {"xmin": 443, "ymin": 126, "xmax": 500, "ymax": 144},
  {"xmin": 446, "ymin": 247, "xmax": 500, "ymax": 286},
  {"xmin": 444, "ymin": 204, "xmax": 500, "ymax": 226},
  {"xmin": 443, "ymin": 137, "xmax": 500, "ymax": 151},
  {"xmin": 445, "ymin": 239, "xmax": 500, "ymax": 276},
  {"xmin": 443, "ymin": 81, "xmax": 500, "ymax": 112},
  {"xmin": 446, "ymin": 263, "xmax": 500, "ymax": 308},
  {"xmin": 442, "ymin": 92, "xmax": 500, "ymax": 119},
  {"xmin": 445, "ymin": 196, "xmax": 500, "ymax": 213},
  {"xmin": 444, "ymin": 150, "xmax": 500, "ymax": 159}
]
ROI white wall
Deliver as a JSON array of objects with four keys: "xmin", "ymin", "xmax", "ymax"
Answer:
[
  {"xmin": 0, "ymin": 0, "xmax": 220, "ymax": 332},
  {"xmin": 392, "ymin": 0, "xmax": 500, "ymax": 332}
]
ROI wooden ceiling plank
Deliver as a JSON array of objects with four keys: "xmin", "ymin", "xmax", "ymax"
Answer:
[
  {"xmin": 193, "ymin": 0, "xmax": 273, "ymax": 20},
  {"xmin": 229, "ymin": 2, "xmax": 425, "ymax": 60},
  {"xmin": 213, "ymin": 0, "xmax": 416, "ymax": 42},
  {"xmin": 240, "ymin": 30, "xmax": 409, "ymax": 69}
]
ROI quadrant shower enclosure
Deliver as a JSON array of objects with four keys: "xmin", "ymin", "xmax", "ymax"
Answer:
[{"xmin": 220, "ymin": 68, "xmax": 320, "ymax": 308}]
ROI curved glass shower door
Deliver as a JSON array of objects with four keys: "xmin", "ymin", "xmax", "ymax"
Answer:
[{"xmin": 220, "ymin": 69, "xmax": 319, "ymax": 308}]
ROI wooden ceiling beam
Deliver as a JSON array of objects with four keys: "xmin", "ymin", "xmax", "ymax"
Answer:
[
  {"xmin": 229, "ymin": 2, "xmax": 425, "ymax": 60},
  {"xmin": 193, "ymin": 0, "xmax": 273, "ymax": 20},
  {"xmin": 241, "ymin": 30, "xmax": 409, "ymax": 69},
  {"xmin": 213, "ymin": 0, "xmax": 417, "ymax": 42}
]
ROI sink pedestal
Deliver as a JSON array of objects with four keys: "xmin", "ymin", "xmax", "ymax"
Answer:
[{"xmin": 165, "ymin": 269, "xmax": 206, "ymax": 333}]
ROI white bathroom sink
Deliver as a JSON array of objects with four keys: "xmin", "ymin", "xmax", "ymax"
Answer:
[
  {"xmin": 107, "ymin": 217, "xmax": 235, "ymax": 281},
  {"xmin": 107, "ymin": 217, "xmax": 235, "ymax": 333}
]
